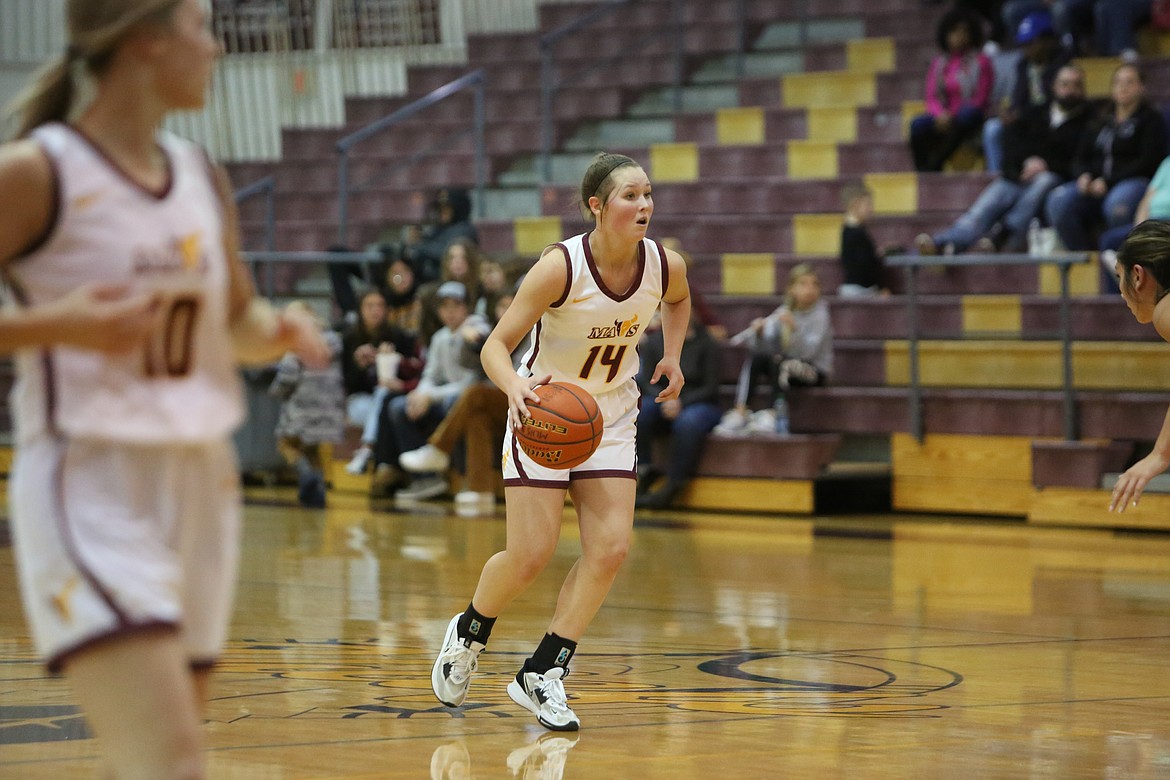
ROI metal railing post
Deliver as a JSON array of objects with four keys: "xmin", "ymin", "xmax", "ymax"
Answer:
[
  {"xmin": 336, "ymin": 150, "xmax": 351, "ymax": 247},
  {"xmin": 905, "ymin": 265, "xmax": 923, "ymax": 442},
  {"xmin": 1060, "ymin": 260, "xmax": 1077, "ymax": 441},
  {"xmin": 473, "ymin": 77, "xmax": 486, "ymax": 219},
  {"xmin": 540, "ymin": 44, "xmax": 555, "ymax": 184},
  {"xmin": 734, "ymin": 0, "xmax": 747, "ymax": 78},
  {"xmin": 672, "ymin": 0, "xmax": 684, "ymax": 113}
]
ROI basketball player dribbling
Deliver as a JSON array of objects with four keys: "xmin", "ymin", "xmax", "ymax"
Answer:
[
  {"xmin": 0, "ymin": 1, "xmax": 328, "ymax": 777},
  {"xmin": 430, "ymin": 152, "xmax": 692, "ymax": 730},
  {"xmin": 1110, "ymin": 220, "xmax": 1170, "ymax": 513}
]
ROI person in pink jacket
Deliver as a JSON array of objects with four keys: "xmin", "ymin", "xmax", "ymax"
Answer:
[{"xmin": 909, "ymin": 8, "xmax": 995, "ymax": 172}]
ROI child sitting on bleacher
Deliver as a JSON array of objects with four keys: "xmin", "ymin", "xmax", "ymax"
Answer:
[
  {"xmin": 715, "ymin": 264, "xmax": 834, "ymax": 436},
  {"xmin": 838, "ymin": 183, "xmax": 890, "ymax": 298}
]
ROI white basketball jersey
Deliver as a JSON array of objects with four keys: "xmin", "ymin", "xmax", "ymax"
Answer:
[
  {"xmin": 519, "ymin": 233, "xmax": 667, "ymax": 397},
  {"xmin": 4, "ymin": 124, "xmax": 243, "ymax": 445}
]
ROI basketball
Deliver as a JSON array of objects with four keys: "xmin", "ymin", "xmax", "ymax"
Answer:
[{"xmin": 516, "ymin": 381, "xmax": 604, "ymax": 469}]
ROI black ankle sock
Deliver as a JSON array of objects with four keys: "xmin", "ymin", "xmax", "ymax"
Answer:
[
  {"xmin": 458, "ymin": 603, "xmax": 495, "ymax": 644},
  {"xmin": 524, "ymin": 632, "xmax": 577, "ymax": 675}
]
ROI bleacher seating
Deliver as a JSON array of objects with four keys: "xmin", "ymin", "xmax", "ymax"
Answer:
[{"xmin": 221, "ymin": 0, "xmax": 1170, "ymax": 529}]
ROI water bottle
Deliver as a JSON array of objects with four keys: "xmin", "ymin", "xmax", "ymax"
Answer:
[
  {"xmin": 773, "ymin": 398, "xmax": 790, "ymax": 435},
  {"xmin": 1028, "ymin": 218, "xmax": 1042, "ymax": 257}
]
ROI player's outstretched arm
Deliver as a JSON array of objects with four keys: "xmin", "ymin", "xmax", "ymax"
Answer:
[{"xmin": 1111, "ymin": 404, "xmax": 1170, "ymax": 512}]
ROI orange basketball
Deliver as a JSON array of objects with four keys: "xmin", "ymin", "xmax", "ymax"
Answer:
[{"xmin": 516, "ymin": 381, "xmax": 604, "ymax": 470}]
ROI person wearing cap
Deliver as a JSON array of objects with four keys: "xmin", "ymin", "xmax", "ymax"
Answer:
[
  {"xmin": 916, "ymin": 64, "xmax": 1092, "ymax": 255},
  {"xmin": 403, "ymin": 187, "xmax": 479, "ymax": 284},
  {"xmin": 983, "ymin": 10, "xmax": 1072, "ymax": 172},
  {"xmin": 382, "ymin": 279, "xmax": 478, "ymax": 499}
]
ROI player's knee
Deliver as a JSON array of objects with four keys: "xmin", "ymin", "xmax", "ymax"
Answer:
[
  {"xmin": 511, "ymin": 546, "xmax": 555, "ymax": 584},
  {"xmin": 589, "ymin": 539, "xmax": 629, "ymax": 574}
]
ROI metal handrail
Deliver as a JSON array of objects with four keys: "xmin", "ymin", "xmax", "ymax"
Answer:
[
  {"xmin": 538, "ymin": 0, "xmax": 685, "ymax": 183},
  {"xmin": 885, "ymin": 252, "xmax": 1093, "ymax": 442},
  {"xmin": 239, "ymin": 249, "xmax": 383, "ymax": 299},
  {"xmin": 233, "ymin": 175, "xmax": 277, "ymax": 252},
  {"xmin": 335, "ymin": 68, "xmax": 487, "ymax": 246}
]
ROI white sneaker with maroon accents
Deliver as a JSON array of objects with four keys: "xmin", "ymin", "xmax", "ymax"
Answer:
[{"xmin": 506, "ymin": 666, "xmax": 580, "ymax": 731}]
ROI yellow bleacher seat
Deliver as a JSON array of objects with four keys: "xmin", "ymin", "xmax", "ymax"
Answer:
[
  {"xmin": 863, "ymin": 171, "xmax": 917, "ymax": 214},
  {"xmin": 847, "ymin": 38, "xmax": 895, "ymax": 73},
  {"xmin": 721, "ymin": 253, "xmax": 776, "ymax": 295},
  {"xmin": 787, "ymin": 139, "xmax": 839, "ymax": 179},
  {"xmin": 793, "ymin": 213, "xmax": 844, "ymax": 255},
  {"xmin": 782, "ymin": 71, "xmax": 877, "ymax": 109},
  {"xmin": 806, "ymin": 106, "xmax": 857, "ymax": 143},
  {"xmin": 716, "ymin": 106, "xmax": 765, "ymax": 146},
  {"xmin": 649, "ymin": 142, "xmax": 699, "ymax": 182},
  {"xmin": 514, "ymin": 216, "xmax": 562, "ymax": 256}
]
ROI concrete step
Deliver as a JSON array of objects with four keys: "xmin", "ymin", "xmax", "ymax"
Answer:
[{"xmin": 563, "ymin": 117, "xmax": 676, "ymax": 151}]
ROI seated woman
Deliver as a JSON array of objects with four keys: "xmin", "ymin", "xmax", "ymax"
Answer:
[
  {"xmin": 340, "ymin": 287, "xmax": 420, "ymax": 475},
  {"xmin": 1044, "ymin": 63, "xmax": 1167, "ymax": 251},
  {"xmin": 909, "ymin": 8, "xmax": 994, "ymax": 172}
]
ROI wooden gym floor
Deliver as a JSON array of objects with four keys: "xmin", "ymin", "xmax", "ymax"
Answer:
[{"xmin": 3, "ymin": 490, "xmax": 1170, "ymax": 779}]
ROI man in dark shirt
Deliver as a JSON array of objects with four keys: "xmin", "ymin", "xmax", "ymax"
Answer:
[{"xmin": 916, "ymin": 64, "xmax": 1091, "ymax": 255}]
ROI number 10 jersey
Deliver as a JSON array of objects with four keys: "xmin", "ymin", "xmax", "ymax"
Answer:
[{"xmin": 4, "ymin": 123, "xmax": 243, "ymax": 445}]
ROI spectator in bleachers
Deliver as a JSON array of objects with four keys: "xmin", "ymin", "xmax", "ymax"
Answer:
[
  {"xmin": 382, "ymin": 280, "xmax": 479, "ymax": 500},
  {"xmin": 1107, "ymin": 220, "xmax": 1170, "ymax": 513},
  {"xmin": 983, "ymin": 10, "xmax": 1072, "ymax": 172},
  {"xmin": 716, "ymin": 264, "xmax": 833, "ymax": 436},
  {"xmin": 634, "ymin": 312, "xmax": 721, "ymax": 510},
  {"xmin": 402, "ymin": 187, "xmax": 479, "ymax": 283},
  {"xmin": 1057, "ymin": 0, "xmax": 1150, "ymax": 58},
  {"xmin": 838, "ymin": 183, "xmax": 891, "ymax": 298},
  {"xmin": 380, "ymin": 252, "xmax": 423, "ymax": 335},
  {"xmin": 1097, "ymin": 154, "xmax": 1170, "ymax": 292},
  {"xmin": 917, "ymin": 64, "xmax": 1092, "ymax": 254},
  {"xmin": 1044, "ymin": 63, "xmax": 1167, "ymax": 250},
  {"xmin": 340, "ymin": 287, "xmax": 420, "ymax": 476},
  {"xmin": 474, "ymin": 257, "xmax": 509, "ymax": 318},
  {"xmin": 910, "ymin": 8, "xmax": 996, "ymax": 172},
  {"xmin": 269, "ymin": 302, "xmax": 346, "ymax": 508},
  {"xmin": 399, "ymin": 292, "xmax": 530, "ymax": 515},
  {"xmin": 418, "ymin": 237, "xmax": 483, "ymax": 346}
]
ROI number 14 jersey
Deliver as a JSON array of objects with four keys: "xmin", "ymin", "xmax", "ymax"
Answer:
[
  {"xmin": 518, "ymin": 232, "xmax": 668, "ymax": 398},
  {"xmin": 4, "ymin": 124, "xmax": 243, "ymax": 445}
]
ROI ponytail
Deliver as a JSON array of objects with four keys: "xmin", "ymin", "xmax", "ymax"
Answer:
[{"xmin": 8, "ymin": 54, "xmax": 76, "ymax": 139}]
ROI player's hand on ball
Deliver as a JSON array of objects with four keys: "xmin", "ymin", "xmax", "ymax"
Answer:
[
  {"xmin": 508, "ymin": 374, "xmax": 551, "ymax": 430},
  {"xmin": 53, "ymin": 283, "xmax": 162, "ymax": 354}
]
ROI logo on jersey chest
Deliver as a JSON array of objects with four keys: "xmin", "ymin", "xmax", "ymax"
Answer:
[
  {"xmin": 133, "ymin": 232, "xmax": 207, "ymax": 274},
  {"xmin": 587, "ymin": 313, "xmax": 640, "ymax": 340}
]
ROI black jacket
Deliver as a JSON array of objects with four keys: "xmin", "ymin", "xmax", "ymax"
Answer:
[
  {"xmin": 1072, "ymin": 102, "xmax": 1167, "ymax": 186},
  {"xmin": 637, "ymin": 324, "xmax": 720, "ymax": 408},
  {"xmin": 1001, "ymin": 99, "xmax": 1093, "ymax": 182}
]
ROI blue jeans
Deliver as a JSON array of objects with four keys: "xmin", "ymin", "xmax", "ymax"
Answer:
[
  {"xmin": 934, "ymin": 171, "xmax": 1063, "ymax": 252},
  {"xmin": 636, "ymin": 400, "xmax": 723, "ymax": 483},
  {"xmin": 982, "ymin": 117, "xmax": 1005, "ymax": 174},
  {"xmin": 1045, "ymin": 177, "xmax": 1149, "ymax": 250},
  {"xmin": 347, "ymin": 386, "xmax": 392, "ymax": 445},
  {"xmin": 1095, "ymin": 0, "xmax": 1150, "ymax": 55},
  {"xmin": 388, "ymin": 393, "xmax": 458, "ymax": 457}
]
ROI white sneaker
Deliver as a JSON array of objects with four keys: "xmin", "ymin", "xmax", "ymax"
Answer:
[
  {"xmin": 400, "ymin": 444, "xmax": 451, "ymax": 473},
  {"xmin": 713, "ymin": 408, "xmax": 747, "ymax": 435},
  {"xmin": 454, "ymin": 491, "xmax": 496, "ymax": 517},
  {"xmin": 507, "ymin": 667, "xmax": 580, "ymax": 731},
  {"xmin": 344, "ymin": 445, "xmax": 373, "ymax": 475},
  {"xmin": 747, "ymin": 408, "xmax": 778, "ymax": 434},
  {"xmin": 506, "ymin": 732, "xmax": 579, "ymax": 779},
  {"xmin": 396, "ymin": 475, "xmax": 447, "ymax": 501},
  {"xmin": 431, "ymin": 614, "xmax": 484, "ymax": 707}
]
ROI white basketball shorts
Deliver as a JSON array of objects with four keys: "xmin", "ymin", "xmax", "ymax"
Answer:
[
  {"xmin": 503, "ymin": 378, "xmax": 639, "ymax": 488},
  {"xmin": 9, "ymin": 434, "xmax": 241, "ymax": 672}
]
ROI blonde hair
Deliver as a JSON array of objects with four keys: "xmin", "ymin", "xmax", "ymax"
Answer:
[
  {"xmin": 784, "ymin": 262, "xmax": 820, "ymax": 309},
  {"xmin": 840, "ymin": 182, "xmax": 872, "ymax": 211},
  {"xmin": 7, "ymin": 0, "xmax": 181, "ymax": 139}
]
